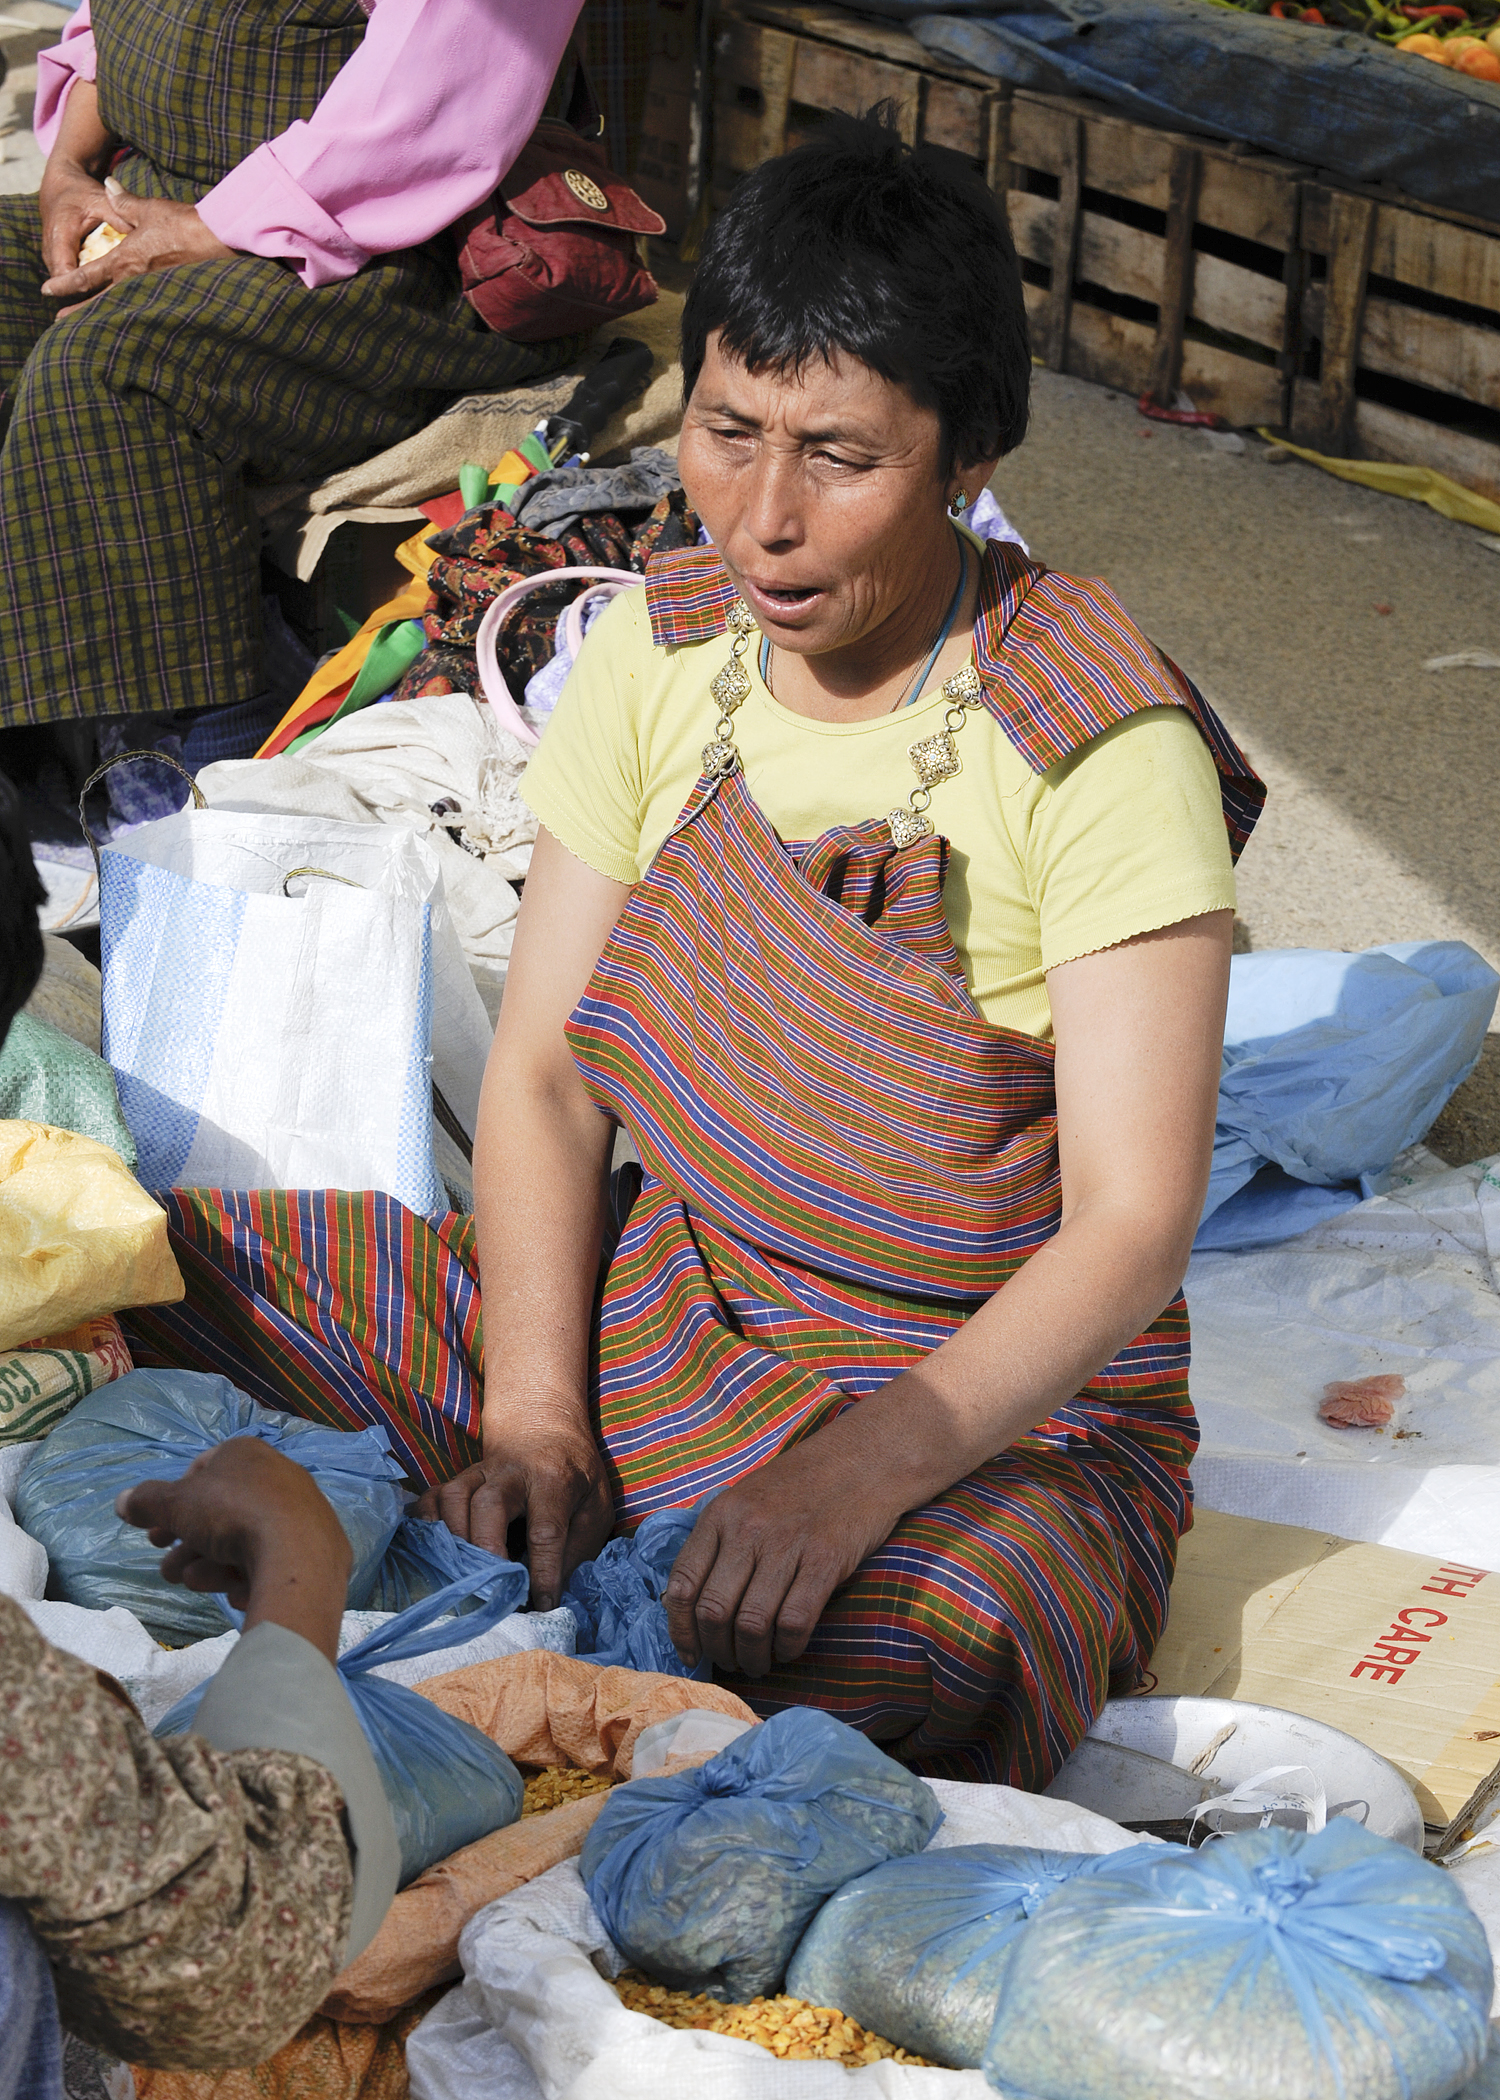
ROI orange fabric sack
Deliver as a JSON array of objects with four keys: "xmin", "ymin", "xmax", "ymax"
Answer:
[
  {"xmin": 322, "ymin": 1649, "xmax": 757, "ymax": 2023},
  {"xmin": 131, "ymin": 1994, "xmax": 437, "ymax": 2100}
]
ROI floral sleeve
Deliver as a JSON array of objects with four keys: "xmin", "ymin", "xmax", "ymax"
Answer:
[{"xmin": 0, "ymin": 1596, "xmax": 354, "ymax": 2069}]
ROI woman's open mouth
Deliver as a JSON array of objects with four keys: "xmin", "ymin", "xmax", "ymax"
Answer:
[{"xmin": 742, "ymin": 577, "xmax": 825, "ymax": 624}]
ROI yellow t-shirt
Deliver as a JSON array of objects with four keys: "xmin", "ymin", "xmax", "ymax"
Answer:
[{"xmin": 520, "ymin": 588, "xmax": 1236, "ymax": 1040}]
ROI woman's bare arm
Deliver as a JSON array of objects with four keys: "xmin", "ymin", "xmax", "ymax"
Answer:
[
  {"xmin": 416, "ymin": 828, "xmax": 631, "ymax": 1607},
  {"xmin": 665, "ymin": 909, "xmax": 1233, "ymax": 1677}
]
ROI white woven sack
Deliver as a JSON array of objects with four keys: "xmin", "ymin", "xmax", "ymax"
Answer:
[
  {"xmin": 100, "ymin": 810, "xmax": 491, "ymax": 1211},
  {"xmin": 410, "ymin": 1785, "xmax": 1150, "ymax": 2100}
]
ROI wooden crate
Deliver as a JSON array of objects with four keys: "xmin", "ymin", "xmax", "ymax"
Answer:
[
  {"xmin": 714, "ymin": 0, "xmax": 1305, "ymax": 429},
  {"xmin": 1292, "ymin": 186, "xmax": 1500, "ymax": 505},
  {"xmin": 636, "ymin": 0, "xmax": 699, "ymax": 237},
  {"xmin": 712, "ymin": 0, "xmax": 1500, "ymax": 497}
]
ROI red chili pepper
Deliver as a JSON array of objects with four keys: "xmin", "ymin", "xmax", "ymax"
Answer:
[
  {"xmin": 1398, "ymin": 6, "xmax": 1467, "ymax": 19},
  {"xmin": 1137, "ymin": 395, "xmax": 1226, "ymax": 429}
]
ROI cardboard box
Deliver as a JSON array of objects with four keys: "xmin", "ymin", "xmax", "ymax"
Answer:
[{"xmin": 1148, "ymin": 1507, "xmax": 1500, "ymax": 1829}]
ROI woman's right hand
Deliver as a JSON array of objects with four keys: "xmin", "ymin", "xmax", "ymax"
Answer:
[
  {"xmin": 416, "ymin": 1411, "xmax": 613, "ymax": 1612},
  {"xmin": 38, "ymin": 158, "xmax": 113, "ymax": 283},
  {"xmin": 38, "ymin": 84, "xmax": 121, "ymax": 285}
]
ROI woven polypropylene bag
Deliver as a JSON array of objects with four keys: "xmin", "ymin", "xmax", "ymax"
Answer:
[
  {"xmin": 981, "ymin": 1821, "xmax": 1493, "ymax": 2100},
  {"xmin": 581, "ymin": 1705, "xmax": 941, "ymax": 2000}
]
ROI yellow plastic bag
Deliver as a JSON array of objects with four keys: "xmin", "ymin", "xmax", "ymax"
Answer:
[
  {"xmin": 0, "ymin": 1122, "xmax": 183, "ymax": 1352},
  {"xmin": 1257, "ymin": 431, "xmax": 1500, "ymax": 535}
]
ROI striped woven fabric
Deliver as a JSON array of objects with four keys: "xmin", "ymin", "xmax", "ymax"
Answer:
[
  {"xmin": 569, "ymin": 768, "xmax": 1199, "ymax": 1784},
  {"xmin": 123, "ymin": 1190, "xmax": 483, "ymax": 1486},
  {"xmin": 644, "ymin": 539, "xmax": 1265, "ymax": 860}
]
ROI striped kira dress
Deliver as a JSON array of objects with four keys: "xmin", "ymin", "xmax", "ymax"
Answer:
[{"xmin": 129, "ymin": 538, "xmax": 1264, "ymax": 1785}]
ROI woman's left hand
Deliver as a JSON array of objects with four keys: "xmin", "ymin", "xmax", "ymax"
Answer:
[
  {"xmin": 42, "ymin": 189, "xmax": 234, "ymax": 302},
  {"xmin": 664, "ymin": 1435, "xmax": 903, "ymax": 1678}
]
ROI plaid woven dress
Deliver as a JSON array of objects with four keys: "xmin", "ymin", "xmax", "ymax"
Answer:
[
  {"xmin": 0, "ymin": 0, "xmax": 583, "ymax": 728},
  {"xmin": 130, "ymin": 541, "xmax": 1263, "ymax": 1787}
]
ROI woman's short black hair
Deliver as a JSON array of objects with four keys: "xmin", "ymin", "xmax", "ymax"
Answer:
[{"xmin": 681, "ymin": 109, "xmax": 1030, "ymax": 472}]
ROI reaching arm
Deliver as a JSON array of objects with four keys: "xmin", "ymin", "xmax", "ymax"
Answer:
[
  {"xmin": 416, "ymin": 826, "xmax": 632, "ymax": 1607},
  {"xmin": 0, "ymin": 1442, "xmax": 398, "ymax": 2068},
  {"xmin": 664, "ymin": 909, "xmax": 1233, "ymax": 1677}
]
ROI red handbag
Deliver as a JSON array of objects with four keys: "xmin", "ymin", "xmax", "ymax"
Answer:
[{"xmin": 456, "ymin": 63, "xmax": 665, "ymax": 344}]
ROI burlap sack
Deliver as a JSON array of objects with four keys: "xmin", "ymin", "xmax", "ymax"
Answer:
[
  {"xmin": 130, "ymin": 1990, "xmax": 437, "ymax": 2100},
  {"xmin": 322, "ymin": 1649, "xmax": 757, "ymax": 2023},
  {"xmin": 263, "ymin": 292, "xmax": 686, "ymax": 581}
]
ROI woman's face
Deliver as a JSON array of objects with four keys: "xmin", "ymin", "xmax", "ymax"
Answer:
[{"xmin": 677, "ymin": 332, "xmax": 964, "ymax": 661}]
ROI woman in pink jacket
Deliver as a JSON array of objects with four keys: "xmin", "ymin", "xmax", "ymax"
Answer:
[{"xmin": 0, "ymin": 0, "xmax": 585, "ymax": 740}]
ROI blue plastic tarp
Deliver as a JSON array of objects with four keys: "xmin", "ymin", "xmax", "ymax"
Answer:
[
  {"xmin": 1197, "ymin": 941, "xmax": 1497, "ymax": 1251},
  {"xmin": 911, "ymin": 0, "xmax": 1500, "ymax": 222}
]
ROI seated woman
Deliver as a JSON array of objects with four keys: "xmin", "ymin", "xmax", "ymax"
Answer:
[
  {"xmin": 0, "ymin": 0, "xmax": 585, "ymax": 737},
  {"xmin": 416, "ymin": 116, "xmax": 1264, "ymax": 1783},
  {"xmin": 127, "ymin": 116, "xmax": 1261, "ymax": 1785}
]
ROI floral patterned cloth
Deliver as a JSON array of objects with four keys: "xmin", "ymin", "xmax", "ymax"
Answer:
[
  {"xmin": 0, "ymin": 1597, "xmax": 354, "ymax": 2070},
  {"xmin": 393, "ymin": 488, "xmax": 702, "ymax": 702}
]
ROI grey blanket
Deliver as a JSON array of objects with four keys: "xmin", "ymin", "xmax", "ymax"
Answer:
[{"xmin": 511, "ymin": 446, "xmax": 682, "ymax": 540}]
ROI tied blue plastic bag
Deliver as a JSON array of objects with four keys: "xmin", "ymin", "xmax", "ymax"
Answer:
[
  {"xmin": 1197, "ymin": 941, "xmax": 1498, "ymax": 1249},
  {"xmin": 562, "ymin": 1502, "xmax": 704, "ymax": 1676},
  {"xmin": 581, "ymin": 1705, "xmax": 942, "ymax": 2000},
  {"xmin": 15, "ymin": 1369, "xmax": 404, "ymax": 1642},
  {"xmin": 786, "ymin": 1844, "xmax": 1148, "ymax": 2068},
  {"xmin": 159, "ymin": 1553, "xmax": 529, "ymax": 1887},
  {"xmin": 365, "ymin": 1513, "xmax": 517, "ymax": 1614},
  {"xmin": 981, "ymin": 1821, "xmax": 1493, "ymax": 2100}
]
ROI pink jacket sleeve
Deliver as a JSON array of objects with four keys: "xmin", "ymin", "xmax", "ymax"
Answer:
[
  {"xmin": 36, "ymin": 0, "xmax": 584, "ymax": 291},
  {"xmin": 34, "ymin": 1, "xmax": 97, "ymax": 155}
]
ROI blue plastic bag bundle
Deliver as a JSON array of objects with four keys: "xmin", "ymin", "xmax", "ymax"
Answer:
[
  {"xmin": 981, "ymin": 1821, "xmax": 1493, "ymax": 2100},
  {"xmin": 562, "ymin": 1502, "xmax": 705, "ymax": 1676},
  {"xmin": 1196, "ymin": 941, "xmax": 1499, "ymax": 1251},
  {"xmin": 581, "ymin": 1705, "xmax": 942, "ymax": 1999},
  {"xmin": 159, "ymin": 1554, "xmax": 529, "ymax": 1887},
  {"xmin": 15, "ymin": 1369, "xmax": 405, "ymax": 1642},
  {"xmin": 786, "ymin": 1844, "xmax": 1144, "ymax": 2068},
  {"xmin": 364, "ymin": 1513, "xmax": 519, "ymax": 1615}
]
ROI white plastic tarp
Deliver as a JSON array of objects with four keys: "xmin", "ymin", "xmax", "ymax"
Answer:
[{"xmin": 1187, "ymin": 1153, "xmax": 1500, "ymax": 1568}]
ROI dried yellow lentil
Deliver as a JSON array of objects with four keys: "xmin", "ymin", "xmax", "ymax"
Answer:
[
  {"xmin": 519, "ymin": 1766, "xmax": 613, "ymax": 1817},
  {"xmin": 612, "ymin": 1972, "xmax": 930, "ymax": 2068}
]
